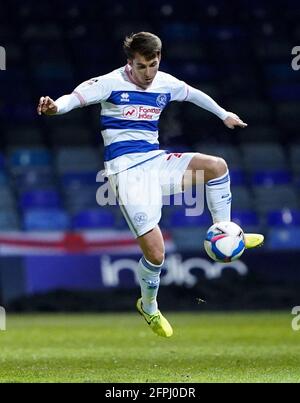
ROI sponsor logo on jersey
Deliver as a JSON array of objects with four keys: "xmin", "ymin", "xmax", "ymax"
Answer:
[
  {"xmin": 120, "ymin": 92, "xmax": 130, "ymax": 102},
  {"xmin": 166, "ymin": 153, "xmax": 183, "ymax": 160},
  {"xmin": 122, "ymin": 106, "xmax": 161, "ymax": 120},
  {"xmin": 122, "ymin": 106, "xmax": 138, "ymax": 118},
  {"xmin": 156, "ymin": 93, "xmax": 168, "ymax": 108}
]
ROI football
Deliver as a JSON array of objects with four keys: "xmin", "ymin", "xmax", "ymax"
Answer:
[{"xmin": 204, "ymin": 221, "xmax": 245, "ymax": 263}]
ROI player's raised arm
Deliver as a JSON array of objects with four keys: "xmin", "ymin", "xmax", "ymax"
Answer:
[
  {"xmin": 37, "ymin": 94, "xmax": 81, "ymax": 116},
  {"xmin": 185, "ymin": 85, "xmax": 247, "ymax": 129},
  {"xmin": 37, "ymin": 76, "xmax": 111, "ymax": 117}
]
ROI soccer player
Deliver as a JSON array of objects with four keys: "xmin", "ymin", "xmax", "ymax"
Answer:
[{"xmin": 37, "ymin": 32, "xmax": 263, "ymax": 338}]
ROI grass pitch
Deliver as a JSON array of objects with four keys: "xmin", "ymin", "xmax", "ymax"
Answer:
[{"xmin": 0, "ymin": 311, "xmax": 299, "ymax": 383}]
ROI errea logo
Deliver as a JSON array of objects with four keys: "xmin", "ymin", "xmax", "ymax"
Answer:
[{"xmin": 120, "ymin": 93, "xmax": 130, "ymax": 102}]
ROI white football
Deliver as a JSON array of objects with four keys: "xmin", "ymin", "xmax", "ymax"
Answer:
[{"xmin": 204, "ymin": 221, "xmax": 245, "ymax": 263}]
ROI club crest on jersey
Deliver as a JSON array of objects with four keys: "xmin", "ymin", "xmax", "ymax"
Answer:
[
  {"xmin": 156, "ymin": 93, "xmax": 168, "ymax": 108},
  {"xmin": 120, "ymin": 92, "xmax": 130, "ymax": 102},
  {"xmin": 134, "ymin": 212, "xmax": 148, "ymax": 227}
]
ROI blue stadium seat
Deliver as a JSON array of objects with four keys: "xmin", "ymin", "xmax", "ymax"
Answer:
[
  {"xmin": 14, "ymin": 170, "xmax": 56, "ymax": 192},
  {"xmin": 20, "ymin": 189, "xmax": 61, "ymax": 209},
  {"xmin": 10, "ymin": 148, "xmax": 52, "ymax": 169},
  {"xmin": 230, "ymin": 169, "xmax": 247, "ymax": 186},
  {"xmin": 267, "ymin": 209, "xmax": 300, "ymax": 227},
  {"xmin": 232, "ymin": 210, "xmax": 259, "ymax": 226},
  {"xmin": 269, "ymin": 84, "xmax": 300, "ymax": 101},
  {"xmin": 63, "ymin": 184, "xmax": 99, "ymax": 213},
  {"xmin": 61, "ymin": 172, "xmax": 97, "ymax": 187},
  {"xmin": 267, "ymin": 228, "xmax": 300, "ymax": 250},
  {"xmin": 72, "ymin": 209, "xmax": 115, "ymax": 229},
  {"xmin": 168, "ymin": 208, "xmax": 211, "ymax": 228},
  {"xmin": 23, "ymin": 208, "xmax": 70, "ymax": 231},
  {"xmin": 264, "ymin": 63, "xmax": 296, "ymax": 82},
  {"xmin": 251, "ymin": 170, "xmax": 292, "ymax": 186}
]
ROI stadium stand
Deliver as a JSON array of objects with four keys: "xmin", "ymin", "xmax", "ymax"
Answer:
[{"xmin": 0, "ymin": 0, "xmax": 299, "ymax": 253}]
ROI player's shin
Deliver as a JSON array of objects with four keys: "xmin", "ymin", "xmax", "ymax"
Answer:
[
  {"xmin": 205, "ymin": 170, "xmax": 232, "ymax": 223},
  {"xmin": 137, "ymin": 256, "xmax": 163, "ymax": 315}
]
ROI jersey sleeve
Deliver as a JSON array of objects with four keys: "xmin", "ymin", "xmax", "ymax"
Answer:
[
  {"xmin": 168, "ymin": 75, "xmax": 189, "ymax": 102},
  {"xmin": 72, "ymin": 76, "xmax": 112, "ymax": 106}
]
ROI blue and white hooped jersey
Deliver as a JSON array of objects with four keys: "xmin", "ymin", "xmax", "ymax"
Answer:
[{"xmin": 72, "ymin": 65, "xmax": 188, "ymax": 175}]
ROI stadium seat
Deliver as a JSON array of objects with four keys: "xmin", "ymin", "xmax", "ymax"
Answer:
[
  {"xmin": 253, "ymin": 185, "xmax": 299, "ymax": 214},
  {"xmin": 289, "ymin": 144, "xmax": 300, "ymax": 174},
  {"xmin": 241, "ymin": 143, "xmax": 287, "ymax": 171},
  {"xmin": 232, "ymin": 210, "xmax": 260, "ymax": 226},
  {"xmin": 20, "ymin": 189, "xmax": 61, "ymax": 209},
  {"xmin": 167, "ymin": 208, "xmax": 211, "ymax": 228},
  {"xmin": 0, "ymin": 172, "xmax": 8, "ymax": 185},
  {"xmin": 251, "ymin": 170, "xmax": 292, "ymax": 186},
  {"xmin": 72, "ymin": 209, "xmax": 115, "ymax": 229},
  {"xmin": 194, "ymin": 143, "xmax": 243, "ymax": 169},
  {"xmin": 228, "ymin": 100, "xmax": 273, "ymax": 125},
  {"xmin": 13, "ymin": 169, "xmax": 56, "ymax": 193},
  {"xmin": 0, "ymin": 186, "xmax": 16, "ymax": 209},
  {"xmin": 9, "ymin": 148, "xmax": 52, "ymax": 171},
  {"xmin": 49, "ymin": 125, "xmax": 93, "ymax": 146},
  {"xmin": 267, "ymin": 228, "xmax": 300, "ymax": 250},
  {"xmin": 171, "ymin": 227, "xmax": 207, "ymax": 252},
  {"xmin": 263, "ymin": 63, "xmax": 296, "ymax": 82},
  {"xmin": 55, "ymin": 147, "xmax": 102, "ymax": 173},
  {"xmin": 23, "ymin": 208, "xmax": 70, "ymax": 231},
  {"xmin": 61, "ymin": 172, "xmax": 97, "ymax": 187},
  {"xmin": 276, "ymin": 102, "xmax": 300, "ymax": 131},
  {"xmin": 239, "ymin": 125, "xmax": 282, "ymax": 143},
  {"xmin": 231, "ymin": 186, "xmax": 254, "ymax": 210},
  {"xmin": 0, "ymin": 210, "xmax": 20, "ymax": 230},
  {"xmin": 267, "ymin": 209, "xmax": 300, "ymax": 227},
  {"xmin": 63, "ymin": 184, "xmax": 99, "ymax": 213},
  {"xmin": 230, "ymin": 169, "xmax": 247, "ymax": 186},
  {"xmin": 4, "ymin": 126, "xmax": 44, "ymax": 147},
  {"xmin": 269, "ymin": 84, "xmax": 300, "ymax": 102}
]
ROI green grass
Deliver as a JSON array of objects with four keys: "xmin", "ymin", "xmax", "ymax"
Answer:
[{"xmin": 0, "ymin": 311, "xmax": 299, "ymax": 382}]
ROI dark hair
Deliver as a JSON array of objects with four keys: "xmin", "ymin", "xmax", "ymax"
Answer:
[{"xmin": 123, "ymin": 32, "xmax": 162, "ymax": 60}]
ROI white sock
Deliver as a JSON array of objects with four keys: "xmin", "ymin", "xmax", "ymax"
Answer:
[
  {"xmin": 137, "ymin": 256, "xmax": 163, "ymax": 315},
  {"xmin": 206, "ymin": 170, "xmax": 232, "ymax": 223}
]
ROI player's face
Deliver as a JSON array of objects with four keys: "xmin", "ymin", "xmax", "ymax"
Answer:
[{"xmin": 128, "ymin": 53, "xmax": 160, "ymax": 88}]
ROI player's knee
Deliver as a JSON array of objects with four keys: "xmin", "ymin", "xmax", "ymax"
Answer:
[
  {"xmin": 206, "ymin": 156, "xmax": 228, "ymax": 179},
  {"xmin": 145, "ymin": 251, "xmax": 165, "ymax": 266}
]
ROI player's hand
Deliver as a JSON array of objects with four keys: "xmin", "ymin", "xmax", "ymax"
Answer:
[
  {"xmin": 37, "ymin": 96, "xmax": 58, "ymax": 116},
  {"xmin": 223, "ymin": 112, "xmax": 247, "ymax": 129}
]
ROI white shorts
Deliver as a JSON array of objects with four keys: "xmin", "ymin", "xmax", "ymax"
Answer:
[{"xmin": 109, "ymin": 152, "xmax": 196, "ymax": 238}]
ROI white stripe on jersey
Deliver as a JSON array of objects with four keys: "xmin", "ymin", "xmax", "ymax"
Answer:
[{"xmin": 101, "ymin": 129, "xmax": 159, "ymax": 147}]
